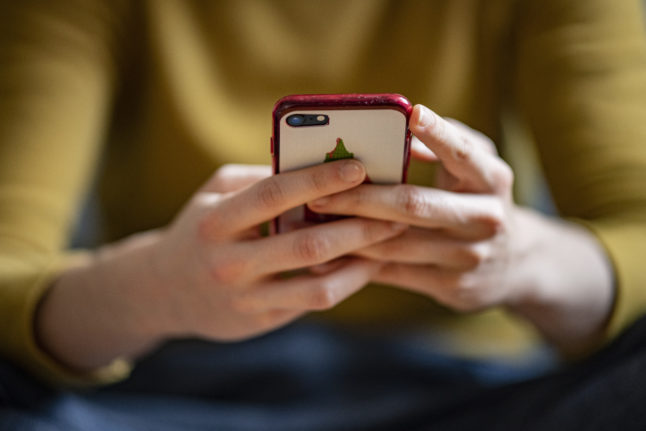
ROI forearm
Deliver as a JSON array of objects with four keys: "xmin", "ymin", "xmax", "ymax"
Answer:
[
  {"xmin": 506, "ymin": 208, "xmax": 615, "ymax": 356},
  {"xmin": 35, "ymin": 230, "xmax": 169, "ymax": 372}
]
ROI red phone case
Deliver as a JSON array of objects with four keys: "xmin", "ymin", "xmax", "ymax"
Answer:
[{"xmin": 271, "ymin": 93, "xmax": 412, "ymax": 233}]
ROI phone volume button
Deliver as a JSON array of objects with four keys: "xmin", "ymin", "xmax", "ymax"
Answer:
[{"xmin": 270, "ymin": 137, "xmax": 274, "ymax": 155}]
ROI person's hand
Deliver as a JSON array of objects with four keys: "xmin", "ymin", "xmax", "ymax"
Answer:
[
  {"xmin": 36, "ymin": 161, "xmax": 408, "ymax": 370},
  {"xmin": 308, "ymin": 105, "xmax": 517, "ymax": 312},
  {"xmin": 145, "ymin": 161, "xmax": 407, "ymax": 341},
  {"xmin": 306, "ymin": 104, "xmax": 614, "ymax": 354}
]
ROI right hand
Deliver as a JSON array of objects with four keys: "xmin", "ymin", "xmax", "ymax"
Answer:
[{"xmin": 145, "ymin": 161, "xmax": 408, "ymax": 341}]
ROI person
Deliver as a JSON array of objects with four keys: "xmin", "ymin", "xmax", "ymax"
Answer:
[{"xmin": 1, "ymin": 0, "xmax": 645, "ymax": 429}]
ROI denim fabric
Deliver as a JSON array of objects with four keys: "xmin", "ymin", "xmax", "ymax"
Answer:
[{"xmin": 1, "ymin": 317, "xmax": 645, "ymax": 431}]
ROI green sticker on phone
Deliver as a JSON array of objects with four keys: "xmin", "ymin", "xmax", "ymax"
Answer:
[{"xmin": 324, "ymin": 138, "xmax": 354, "ymax": 162}]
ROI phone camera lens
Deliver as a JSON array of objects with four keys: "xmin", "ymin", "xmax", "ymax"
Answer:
[{"xmin": 287, "ymin": 114, "xmax": 305, "ymax": 126}]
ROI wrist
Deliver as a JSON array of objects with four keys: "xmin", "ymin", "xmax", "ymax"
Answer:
[
  {"xmin": 503, "ymin": 208, "xmax": 615, "ymax": 354},
  {"xmin": 95, "ymin": 229, "xmax": 176, "ymax": 343},
  {"xmin": 36, "ymin": 230, "xmax": 171, "ymax": 371},
  {"xmin": 502, "ymin": 207, "xmax": 547, "ymax": 308}
]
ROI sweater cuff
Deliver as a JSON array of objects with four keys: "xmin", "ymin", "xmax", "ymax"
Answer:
[
  {"xmin": 572, "ymin": 218, "xmax": 646, "ymax": 342},
  {"xmin": 1, "ymin": 251, "xmax": 132, "ymax": 388}
]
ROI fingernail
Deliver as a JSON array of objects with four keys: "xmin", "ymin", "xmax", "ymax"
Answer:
[
  {"xmin": 390, "ymin": 222, "xmax": 408, "ymax": 231},
  {"xmin": 310, "ymin": 197, "xmax": 329, "ymax": 207},
  {"xmin": 415, "ymin": 105, "xmax": 430, "ymax": 128},
  {"xmin": 340, "ymin": 161, "xmax": 363, "ymax": 182}
]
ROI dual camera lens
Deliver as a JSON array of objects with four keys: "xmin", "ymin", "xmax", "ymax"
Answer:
[{"xmin": 286, "ymin": 114, "xmax": 329, "ymax": 127}]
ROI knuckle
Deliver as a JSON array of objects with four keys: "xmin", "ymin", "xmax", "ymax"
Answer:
[
  {"xmin": 213, "ymin": 164, "xmax": 235, "ymax": 182},
  {"xmin": 455, "ymin": 290, "xmax": 487, "ymax": 312},
  {"xmin": 197, "ymin": 207, "xmax": 225, "ymax": 240},
  {"xmin": 494, "ymin": 162, "xmax": 514, "ymax": 191},
  {"xmin": 476, "ymin": 203, "xmax": 506, "ymax": 237},
  {"xmin": 208, "ymin": 256, "xmax": 246, "ymax": 284},
  {"xmin": 439, "ymin": 271, "xmax": 463, "ymax": 289},
  {"xmin": 454, "ymin": 136, "xmax": 472, "ymax": 161},
  {"xmin": 483, "ymin": 136, "xmax": 498, "ymax": 156},
  {"xmin": 187, "ymin": 192, "xmax": 225, "ymax": 238},
  {"xmin": 293, "ymin": 233, "xmax": 330, "ymax": 263},
  {"xmin": 442, "ymin": 274, "xmax": 484, "ymax": 312},
  {"xmin": 397, "ymin": 185, "xmax": 427, "ymax": 218},
  {"xmin": 451, "ymin": 298, "xmax": 482, "ymax": 313},
  {"xmin": 309, "ymin": 283, "xmax": 338, "ymax": 310},
  {"xmin": 203, "ymin": 168, "xmax": 227, "ymax": 193},
  {"xmin": 207, "ymin": 164, "xmax": 245, "ymax": 193},
  {"xmin": 256, "ymin": 179, "xmax": 286, "ymax": 210},
  {"xmin": 458, "ymin": 248, "xmax": 481, "ymax": 268},
  {"xmin": 464, "ymin": 126, "xmax": 498, "ymax": 156},
  {"xmin": 461, "ymin": 244, "xmax": 491, "ymax": 269}
]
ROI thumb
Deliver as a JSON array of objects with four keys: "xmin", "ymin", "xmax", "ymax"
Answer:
[{"xmin": 410, "ymin": 135, "xmax": 438, "ymax": 162}]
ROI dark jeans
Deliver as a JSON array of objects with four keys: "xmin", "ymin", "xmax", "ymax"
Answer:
[{"xmin": 1, "ymin": 316, "xmax": 646, "ymax": 431}]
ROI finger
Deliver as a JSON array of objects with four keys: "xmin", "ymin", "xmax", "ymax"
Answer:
[
  {"xmin": 308, "ymin": 184, "xmax": 504, "ymax": 239},
  {"xmin": 373, "ymin": 263, "xmax": 462, "ymax": 308},
  {"xmin": 202, "ymin": 160, "xmax": 366, "ymax": 237},
  {"xmin": 200, "ymin": 164, "xmax": 272, "ymax": 193},
  {"xmin": 410, "ymin": 105, "xmax": 513, "ymax": 194},
  {"xmin": 444, "ymin": 118, "xmax": 498, "ymax": 156},
  {"xmin": 239, "ymin": 218, "xmax": 407, "ymax": 278},
  {"xmin": 353, "ymin": 228, "xmax": 487, "ymax": 270},
  {"xmin": 410, "ymin": 136, "xmax": 438, "ymax": 162},
  {"xmin": 240, "ymin": 258, "xmax": 381, "ymax": 312},
  {"xmin": 309, "ymin": 258, "xmax": 350, "ymax": 275},
  {"xmin": 245, "ymin": 309, "xmax": 305, "ymax": 338}
]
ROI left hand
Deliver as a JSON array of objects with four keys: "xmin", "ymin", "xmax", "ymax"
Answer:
[
  {"xmin": 307, "ymin": 104, "xmax": 520, "ymax": 312},
  {"xmin": 313, "ymin": 104, "xmax": 616, "ymax": 354}
]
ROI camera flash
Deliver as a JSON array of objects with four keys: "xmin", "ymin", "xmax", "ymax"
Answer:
[{"xmin": 317, "ymin": 115, "xmax": 325, "ymax": 122}]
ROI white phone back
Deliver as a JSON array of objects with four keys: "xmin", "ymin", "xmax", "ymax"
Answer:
[
  {"xmin": 276, "ymin": 108, "xmax": 408, "ymax": 232},
  {"xmin": 278, "ymin": 108, "xmax": 407, "ymax": 182}
]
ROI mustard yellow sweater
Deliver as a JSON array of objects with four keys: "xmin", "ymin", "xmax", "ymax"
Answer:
[{"xmin": 1, "ymin": 0, "xmax": 645, "ymax": 386}]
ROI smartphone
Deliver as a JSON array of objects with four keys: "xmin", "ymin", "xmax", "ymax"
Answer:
[{"xmin": 271, "ymin": 93, "xmax": 412, "ymax": 233}]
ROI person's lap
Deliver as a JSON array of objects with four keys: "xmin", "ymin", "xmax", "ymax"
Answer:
[{"xmin": 1, "ymin": 317, "xmax": 646, "ymax": 431}]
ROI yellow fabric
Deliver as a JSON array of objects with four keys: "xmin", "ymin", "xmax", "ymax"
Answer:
[{"xmin": 0, "ymin": 0, "xmax": 645, "ymax": 385}]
